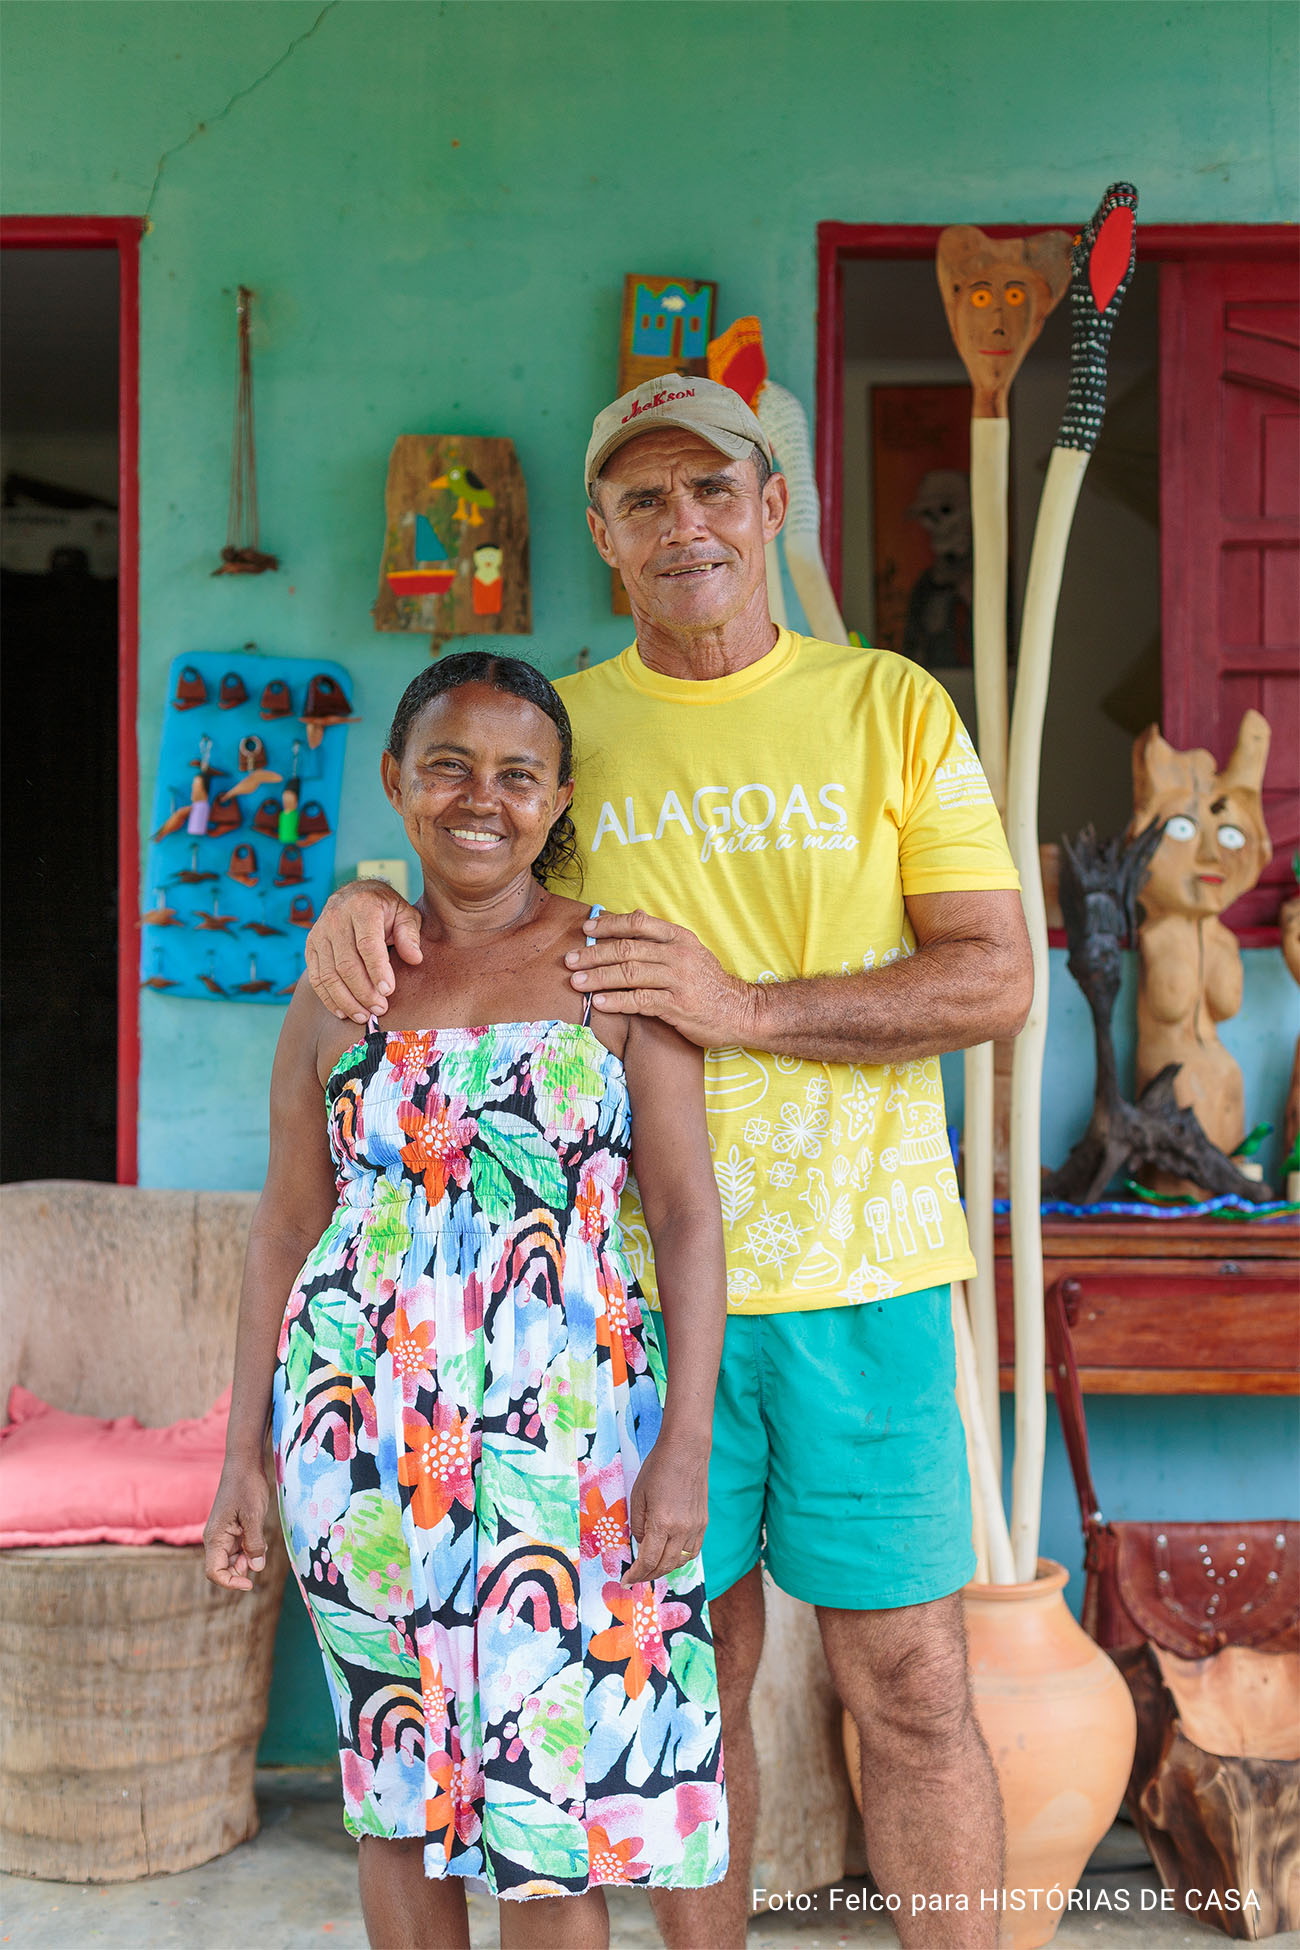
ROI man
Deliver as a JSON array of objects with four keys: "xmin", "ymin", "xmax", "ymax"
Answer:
[{"xmin": 308, "ymin": 373, "xmax": 1032, "ymax": 1950}]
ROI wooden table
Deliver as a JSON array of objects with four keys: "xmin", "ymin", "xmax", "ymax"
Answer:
[{"xmin": 993, "ymin": 1215, "xmax": 1299, "ymax": 1394}]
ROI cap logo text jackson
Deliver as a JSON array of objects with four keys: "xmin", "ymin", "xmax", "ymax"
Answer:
[{"xmin": 622, "ymin": 387, "xmax": 695, "ymax": 425}]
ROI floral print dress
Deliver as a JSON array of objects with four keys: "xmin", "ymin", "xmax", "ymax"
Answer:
[{"xmin": 272, "ymin": 949, "xmax": 727, "ymax": 1902}]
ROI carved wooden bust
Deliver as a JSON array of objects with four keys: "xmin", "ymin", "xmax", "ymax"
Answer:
[{"xmin": 1129, "ymin": 710, "xmax": 1272, "ymax": 1163}]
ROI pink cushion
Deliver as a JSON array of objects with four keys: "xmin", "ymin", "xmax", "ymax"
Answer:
[{"xmin": 0, "ymin": 1384, "xmax": 231, "ymax": 1547}]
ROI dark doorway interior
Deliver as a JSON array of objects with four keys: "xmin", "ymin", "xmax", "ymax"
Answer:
[{"xmin": 1, "ymin": 249, "xmax": 120, "ymax": 1181}]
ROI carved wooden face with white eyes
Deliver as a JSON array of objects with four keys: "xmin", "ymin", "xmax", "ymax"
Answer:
[{"xmin": 1131, "ymin": 715, "xmax": 1272, "ymax": 922}]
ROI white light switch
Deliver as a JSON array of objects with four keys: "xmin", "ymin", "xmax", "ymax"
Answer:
[{"xmin": 355, "ymin": 858, "xmax": 410, "ymax": 900}]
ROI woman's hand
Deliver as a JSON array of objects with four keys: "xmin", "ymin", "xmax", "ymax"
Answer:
[
  {"xmin": 204, "ymin": 1455, "xmax": 271, "ymax": 1592},
  {"xmin": 623, "ymin": 1428, "xmax": 710, "ymax": 1587}
]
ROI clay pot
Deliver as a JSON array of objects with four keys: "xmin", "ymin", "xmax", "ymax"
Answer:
[
  {"xmin": 965, "ymin": 1559, "xmax": 1136, "ymax": 1948},
  {"xmin": 842, "ymin": 1559, "xmax": 1135, "ymax": 1950}
]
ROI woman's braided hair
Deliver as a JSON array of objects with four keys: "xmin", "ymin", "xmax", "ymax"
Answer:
[{"xmin": 386, "ymin": 652, "xmax": 582, "ymax": 888}]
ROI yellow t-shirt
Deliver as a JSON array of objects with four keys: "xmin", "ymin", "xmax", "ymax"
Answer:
[{"xmin": 556, "ymin": 631, "xmax": 1019, "ymax": 1313}]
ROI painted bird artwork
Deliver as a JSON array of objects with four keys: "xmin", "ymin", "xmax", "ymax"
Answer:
[
  {"xmin": 375, "ymin": 435, "xmax": 530, "ymax": 637},
  {"xmin": 429, "ymin": 464, "xmax": 496, "ymax": 526}
]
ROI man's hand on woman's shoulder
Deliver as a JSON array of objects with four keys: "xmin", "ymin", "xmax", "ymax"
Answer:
[
  {"xmin": 564, "ymin": 908, "xmax": 757, "ymax": 1050},
  {"xmin": 305, "ymin": 878, "xmax": 423, "ymax": 1023}
]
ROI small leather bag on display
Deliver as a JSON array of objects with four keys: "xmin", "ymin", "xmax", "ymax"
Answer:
[
  {"xmin": 259, "ymin": 678, "xmax": 293, "ymax": 721},
  {"xmin": 296, "ymin": 801, "xmax": 331, "ymax": 845},
  {"xmin": 172, "ymin": 665, "xmax": 207, "ymax": 711},
  {"xmin": 205, "ymin": 795, "xmax": 241, "ymax": 838},
  {"xmin": 1046, "ymin": 1277, "xmax": 1299, "ymax": 1659}
]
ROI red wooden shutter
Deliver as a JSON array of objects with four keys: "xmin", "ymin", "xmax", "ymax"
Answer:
[{"xmin": 1161, "ymin": 257, "xmax": 1299, "ymax": 934}]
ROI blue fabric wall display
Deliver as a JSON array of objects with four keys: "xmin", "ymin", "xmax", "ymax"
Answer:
[{"xmin": 143, "ymin": 651, "xmax": 353, "ymax": 1002}]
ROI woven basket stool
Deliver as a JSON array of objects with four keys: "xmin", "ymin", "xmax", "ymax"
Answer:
[
  {"xmin": 0, "ymin": 1181, "xmax": 288, "ymax": 1881},
  {"xmin": 0, "ymin": 1537, "xmax": 286, "ymax": 1879}
]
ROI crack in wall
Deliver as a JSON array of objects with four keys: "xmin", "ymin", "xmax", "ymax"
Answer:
[{"xmin": 144, "ymin": 0, "xmax": 339, "ymax": 223}]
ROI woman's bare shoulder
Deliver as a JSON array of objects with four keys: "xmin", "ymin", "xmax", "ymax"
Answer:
[
  {"xmin": 284, "ymin": 973, "xmax": 370, "ymax": 1087},
  {"xmin": 546, "ymin": 889, "xmax": 600, "ymax": 933},
  {"xmin": 546, "ymin": 891, "xmax": 631, "ymax": 1063}
]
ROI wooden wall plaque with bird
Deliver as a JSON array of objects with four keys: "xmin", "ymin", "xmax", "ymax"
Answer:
[{"xmin": 374, "ymin": 434, "xmax": 531, "ymax": 648}]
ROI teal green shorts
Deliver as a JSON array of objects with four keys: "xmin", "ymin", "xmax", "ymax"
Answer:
[{"xmin": 649, "ymin": 1284, "xmax": 974, "ymax": 1611}]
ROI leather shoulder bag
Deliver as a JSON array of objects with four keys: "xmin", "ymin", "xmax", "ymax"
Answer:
[{"xmin": 1045, "ymin": 1275, "xmax": 1299, "ymax": 1659}]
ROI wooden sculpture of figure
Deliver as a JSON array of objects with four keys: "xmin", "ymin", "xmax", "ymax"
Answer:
[
  {"xmin": 934, "ymin": 220, "xmax": 1071, "ymax": 1504},
  {"xmin": 706, "ymin": 316, "xmax": 849, "ymax": 643},
  {"xmin": 153, "ymin": 739, "xmax": 227, "ymax": 840},
  {"xmin": 1044, "ymin": 822, "xmax": 1269, "ymax": 1205},
  {"xmin": 278, "ymin": 777, "xmax": 300, "ymax": 845},
  {"xmin": 1129, "ymin": 710, "xmax": 1272, "ymax": 1166},
  {"xmin": 938, "ymin": 185, "xmax": 1139, "ymax": 1579}
]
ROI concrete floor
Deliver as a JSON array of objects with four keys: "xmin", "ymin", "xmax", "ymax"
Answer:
[{"xmin": 2, "ymin": 1770, "xmax": 1296, "ymax": 1950}]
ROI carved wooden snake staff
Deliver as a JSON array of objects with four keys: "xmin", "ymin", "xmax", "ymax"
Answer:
[{"xmin": 1006, "ymin": 183, "xmax": 1139, "ymax": 1577}]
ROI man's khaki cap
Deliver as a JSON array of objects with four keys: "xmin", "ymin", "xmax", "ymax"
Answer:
[{"xmin": 585, "ymin": 373, "xmax": 772, "ymax": 495}]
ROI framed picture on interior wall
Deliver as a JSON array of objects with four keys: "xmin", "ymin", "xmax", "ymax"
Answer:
[{"xmin": 869, "ymin": 384, "xmax": 976, "ymax": 671}]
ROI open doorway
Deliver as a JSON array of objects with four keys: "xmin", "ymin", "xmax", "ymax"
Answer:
[{"xmin": 1, "ymin": 226, "xmax": 140, "ymax": 1181}]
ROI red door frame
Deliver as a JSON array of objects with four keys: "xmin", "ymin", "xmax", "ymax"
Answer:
[
  {"xmin": 815, "ymin": 221, "xmax": 1298, "ymax": 599},
  {"xmin": 1, "ymin": 215, "xmax": 143, "ymax": 1183}
]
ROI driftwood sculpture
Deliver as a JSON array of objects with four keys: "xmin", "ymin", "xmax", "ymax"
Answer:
[
  {"xmin": 1044, "ymin": 826, "xmax": 1271, "ymax": 1204},
  {"xmin": 1129, "ymin": 1645, "xmax": 1300, "ymax": 1940},
  {"xmin": 935, "ymin": 221, "xmax": 1071, "ymax": 1486},
  {"xmin": 1130, "ymin": 712, "xmax": 1273, "ymax": 1181}
]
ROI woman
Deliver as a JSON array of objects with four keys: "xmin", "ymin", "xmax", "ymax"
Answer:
[{"xmin": 205, "ymin": 653, "xmax": 729, "ymax": 1948}]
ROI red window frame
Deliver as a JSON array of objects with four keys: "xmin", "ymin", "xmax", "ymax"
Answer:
[
  {"xmin": 1, "ymin": 215, "xmax": 143, "ymax": 1182},
  {"xmin": 814, "ymin": 222, "xmax": 1296, "ymax": 948}
]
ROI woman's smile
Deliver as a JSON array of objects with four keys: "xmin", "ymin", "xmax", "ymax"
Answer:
[{"xmin": 441, "ymin": 825, "xmax": 507, "ymax": 851}]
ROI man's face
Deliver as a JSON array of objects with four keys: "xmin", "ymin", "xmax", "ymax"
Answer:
[{"xmin": 586, "ymin": 428, "xmax": 786, "ymax": 635}]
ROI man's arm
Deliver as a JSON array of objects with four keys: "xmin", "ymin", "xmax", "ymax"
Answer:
[
  {"xmin": 304, "ymin": 879, "xmax": 423, "ymax": 1023},
  {"xmin": 563, "ymin": 889, "xmax": 1033, "ymax": 1065}
]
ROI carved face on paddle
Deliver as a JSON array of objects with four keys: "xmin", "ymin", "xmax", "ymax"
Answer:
[
  {"xmin": 1130, "ymin": 711, "xmax": 1272, "ymax": 921},
  {"xmin": 936, "ymin": 227, "xmax": 1072, "ymax": 417}
]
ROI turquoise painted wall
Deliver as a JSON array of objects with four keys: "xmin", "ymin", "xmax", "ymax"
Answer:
[{"xmin": 4, "ymin": 0, "xmax": 1296, "ymax": 1765}]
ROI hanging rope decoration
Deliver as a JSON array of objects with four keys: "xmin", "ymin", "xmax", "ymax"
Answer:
[{"xmin": 213, "ymin": 285, "xmax": 278, "ymax": 576}]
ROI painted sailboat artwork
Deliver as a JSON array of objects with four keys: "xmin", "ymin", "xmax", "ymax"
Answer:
[{"xmin": 386, "ymin": 512, "xmax": 457, "ymax": 597}]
